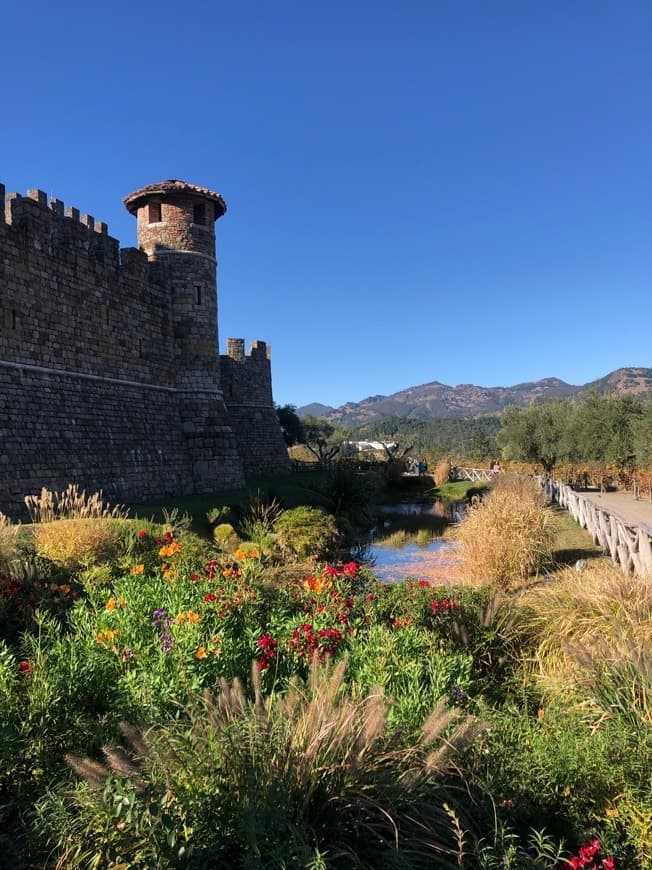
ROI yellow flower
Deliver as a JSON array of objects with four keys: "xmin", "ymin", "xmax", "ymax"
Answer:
[
  {"xmin": 106, "ymin": 597, "xmax": 126, "ymax": 610},
  {"xmin": 233, "ymin": 548, "xmax": 247, "ymax": 561},
  {"xmin": 196, "ymin": 646, "xmax": 208, "ymax": 659},
  {"xmin": 175, "ymin": 612, "xmax": 186, "ymax": 623},
  {"xmin": 96, "ymin": 632, "xmax": 106, "ymax": 644},
  {"xmin": 162, "ymin": 566, "xmax": 178, "ymax": 581},
  {"xmin": 131, "ymin": 564, "xmax": 145, "ymax": 575}
]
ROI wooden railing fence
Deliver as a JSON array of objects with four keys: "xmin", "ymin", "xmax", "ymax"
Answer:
[
  {"xmin": 540, "ymin": 478, "xmax": 652, "ymax": 577},
  {"xmin": 451, "ymin": 466, "xmax": 494, "ymax": 483}
]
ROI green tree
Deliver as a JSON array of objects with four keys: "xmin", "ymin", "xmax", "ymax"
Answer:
[
  {"xmin": 301, "ymin": 416, "xmax": 348, "ymax": 466},
  {"xmin": 631, "ymin": 399, "xmax": 652, "ymax": 469},
  {"xmin": 497, "ymin": 401, "xmax": 569, "ymax": 475},
  {"xmin": 276, "ymin": 404, "xmax": 304, "ymax": 447},
  {"xmin": 573, "ymin": 393, "xmax": 641, "ymax": 470}
]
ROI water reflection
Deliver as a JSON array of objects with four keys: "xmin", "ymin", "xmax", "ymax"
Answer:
[
  {"xmin": 368, "ymin": 539, "xmax": 456, "ymax": 584},
  {"xmin": 365, "ymin": 501, "xmax": 462, "ymax": 583},
  {"xmin": 377, "ymin": 500, "xmax": 465, "ymax": 522}
]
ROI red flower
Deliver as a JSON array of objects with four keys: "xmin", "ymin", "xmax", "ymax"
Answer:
[
  {"xmin": 204, "ymin": 593, "xmax": 217, "ymax": 602},
  {"xmin": 602, "ymin": 858, "xmax": 616, "ymax": 870},
  {"xmin": 138, "ymin": 530, "xmax": 147, "ymax": 539},
  {"xmin": 18, "ymin": 661, "xmax": 33, "ymax": 674},
  {"xmin": 190, "ymin": 573, "xmax": 199, "ymax": 582}
]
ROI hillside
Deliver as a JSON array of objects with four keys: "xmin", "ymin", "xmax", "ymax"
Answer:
[{"xmin": 297, "ymin": 367, "xmax": 652, "ymax": 428}]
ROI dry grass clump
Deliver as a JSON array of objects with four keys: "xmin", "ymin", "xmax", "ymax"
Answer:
[
  {"xmin": 32, "ymin": 518, "xmax": 122, "ymax": 570},
  {"xmin": 434, "ymin": 459, "xmax": 452, "ymax": 486},
  {"xmin": 25, "ymin": 485, "xmax": 127, "ymax": 570},
  {"xmin": 454, "ymin": 473, "xmax": 554, "ymax": 588},
  {"xmin": 0, "ymin": 512, "xmax": 19, "ymax": 569},
  {"xmin": 25, "ymin": 484, "xmax": 126, "ymax": 523},
  {"xmin": 516, "ymin": 562, "xmax": 652, "ymax": 694}
]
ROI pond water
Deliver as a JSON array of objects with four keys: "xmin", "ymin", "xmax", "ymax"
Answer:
[
  {"xmin": 363, "ymin": 500, "xmax": 462, "ymax": 583},
  {"xmin": 377, "ymin": 500, "xmax": 465, "ymax": 522},
  {"xmin": 367, "ymin": 538, "xmax": 456, "ymax": 584}
]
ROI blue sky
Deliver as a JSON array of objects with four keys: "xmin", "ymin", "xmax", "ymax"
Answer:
[{"xmin": 3, "ymin": 1, "xmax": 650, "ymax": 409}]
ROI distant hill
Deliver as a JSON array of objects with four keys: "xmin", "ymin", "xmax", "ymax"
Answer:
[
  {"xmin": 297, "ymin": 402, "xmax": 336, "ymax": 418},
  {"xmin": 297, "ymin": 367, "xmax": 652, "ymax": 428}
]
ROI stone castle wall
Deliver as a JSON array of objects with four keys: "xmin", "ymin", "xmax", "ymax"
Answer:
[
  {"xmin": 222, "ymin": 339, "xmax": 292, "ymax": 474},
  {"xmin": 0, "ymin": 183, "xmax": 289, "ymax": 515}
]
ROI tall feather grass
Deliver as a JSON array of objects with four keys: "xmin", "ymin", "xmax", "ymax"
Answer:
[
  {"xmin": 41, "ymin": 658, "xmax": 483, "ymax": 868},
  {"xmin": 454, "ymin": 474, "xmax": 554, "ymax": 588}
]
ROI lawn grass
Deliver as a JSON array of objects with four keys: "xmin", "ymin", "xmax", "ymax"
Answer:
[
  {"xmin": 126, "ymin": 471, "xmax": 333, "ymax": 531},
  {"xmin": 548, "ymin": 504, "xmax": 606, "ymax": 568},
  {"xmin": 433, "ymin": 480, "xmax": 487, "ymax": 502}
]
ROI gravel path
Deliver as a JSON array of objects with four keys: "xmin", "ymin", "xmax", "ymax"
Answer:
[{"xmin": 580, "ymin": 490, "xmax": 652, "ymax": 535}]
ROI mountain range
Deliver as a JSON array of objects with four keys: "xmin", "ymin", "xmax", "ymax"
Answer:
[{"xmin": 297, "ymin": 367, "xmax": 652, "ymax": 429}]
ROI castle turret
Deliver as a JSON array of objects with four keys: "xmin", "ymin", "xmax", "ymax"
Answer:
[
  {"xmin": 124, "ymin": 180, "xmax": 245, "ymax": 490},
  {"xmin": 124, "ymin": 180, "xmax": 226, "ymax": 391}
]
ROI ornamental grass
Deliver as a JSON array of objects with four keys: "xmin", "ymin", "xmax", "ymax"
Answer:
[
  {"xmin": 454, "ymin": 474, "xmax": 554, "ymax": 588},
  {"xmin": 43, "ymin": 658, "xmax": 482, "ymax": 868},
  {"xmin": 516, "ymin": 562, "xmax": 652, "ymax": 700},
  {"xmin": 32, "ymin": 517, "xmax": 123, "ymax": 570},
  {"xmin": 0, "ymin": 512, "xmax": 18, "ymax": 569},
  {"xmin": 24, "ymin": 484, "xmax": 126, "ymax": 523}
]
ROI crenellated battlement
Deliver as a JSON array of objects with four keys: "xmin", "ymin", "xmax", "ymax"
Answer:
[
  {"xmin": 224, "ymin": 337, "xmax": 272, "ymax": 362},
  {"xmin": 1, "ymin": 183, "xmax": 122, "ymax": 266}
]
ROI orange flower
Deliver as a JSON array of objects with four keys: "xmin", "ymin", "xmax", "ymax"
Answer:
[
  {"xmin": 537, "ymin": 708, "xmax": 545, "ymax": 720},
  {"xmin": 175, "ymin": 610, "xmax": 202, "ymax": 625},
  {"xmin": 96, "ymin": 630, "xmax": 119, "ymax": 644},
  {"xmin": 196, "ymin": 646, "xmax": 208, "ymax": 659},
  {"xmin": 303, "ymin": 576, "xmax": 331, "ymax": 594},
  {"xmin": 131, "ymin": 564, "xmax": 145, "ymax": 575},
  {"xmin": 159, "ymin": 542, "xmax": 182, "ymax": 558}
]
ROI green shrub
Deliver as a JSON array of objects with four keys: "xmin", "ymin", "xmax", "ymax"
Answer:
[
  {"xmin": 274, "ymin": 506, "xmax": 338, "ymax": 559},
  {"xmin": 212, "ymin": 522, "xmax": 240, "ymax": 552}
]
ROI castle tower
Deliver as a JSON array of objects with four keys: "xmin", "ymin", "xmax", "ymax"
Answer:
[
  {"xmin": 124, "ymin": 180, "xmax": 245, "ymax": 490},
  {"xmin": 124, "ymin": 180, "xmax": 226, "ymax": 391}
]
